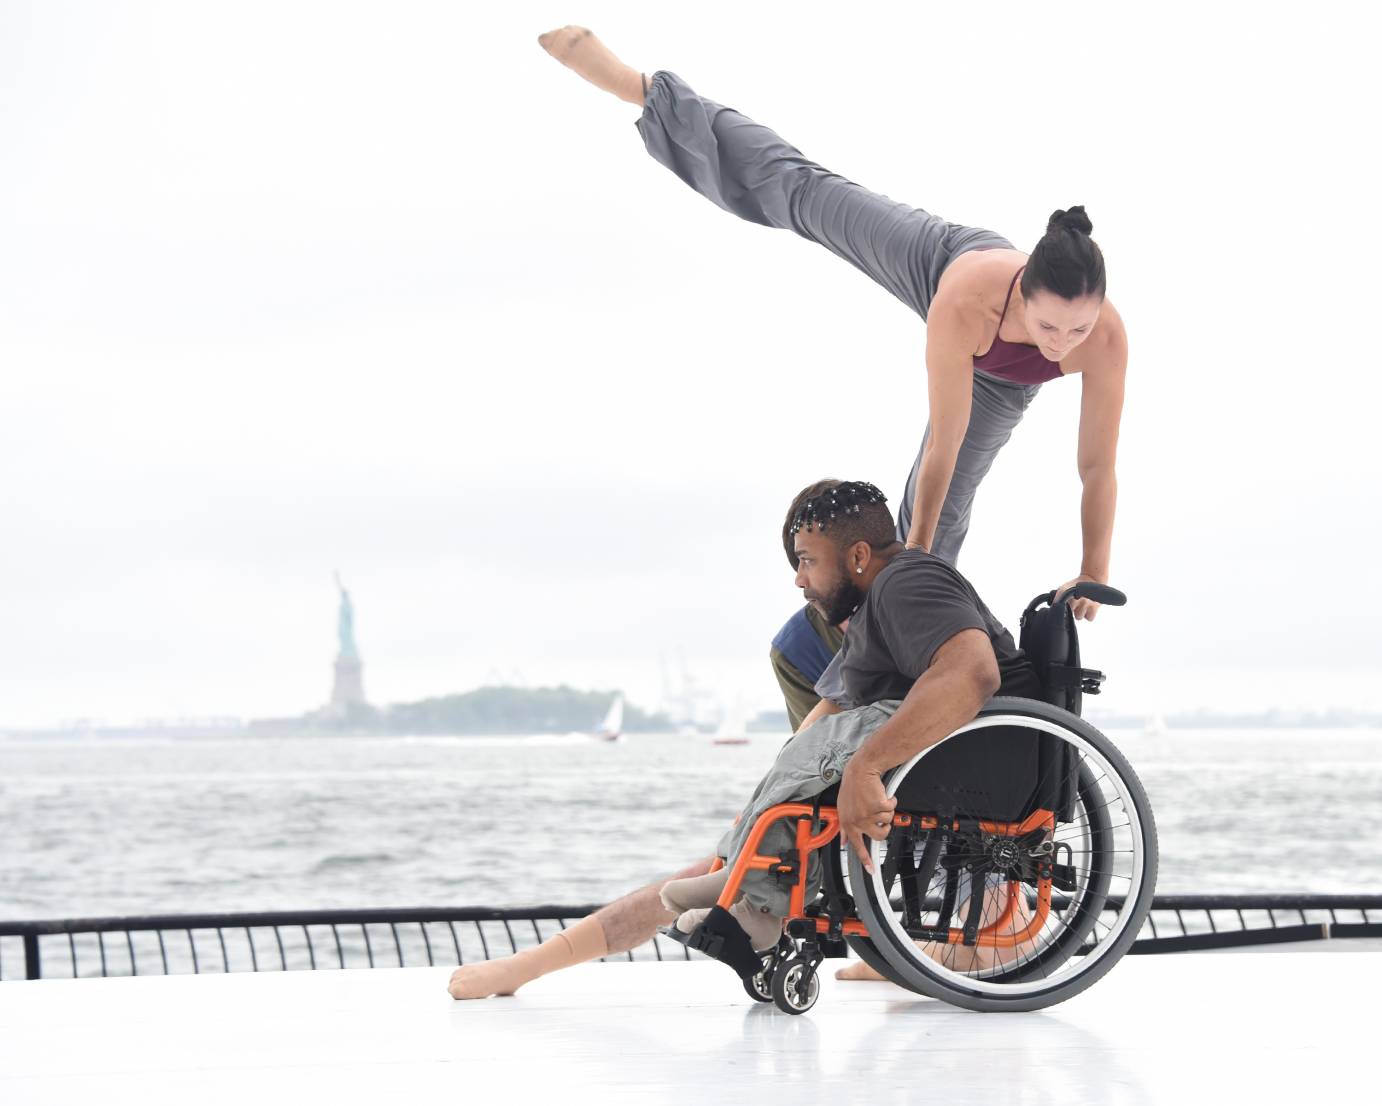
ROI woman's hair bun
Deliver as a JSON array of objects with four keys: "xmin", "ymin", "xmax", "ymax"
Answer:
[
  {"xmin": 1026, "ymin": 205, "xmax": 1105, "ymax": 300},
  {"xmin": 1046, "ymin": 206, "xmax": 1093, "ymax": 236}
]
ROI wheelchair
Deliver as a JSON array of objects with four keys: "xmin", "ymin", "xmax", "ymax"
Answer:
[{"xmin": 691, "ymin": 582, "xmax": 1158, "ymax": 1015}]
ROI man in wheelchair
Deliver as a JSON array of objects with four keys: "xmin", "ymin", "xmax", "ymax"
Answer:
[
  {"xmin": 450, "ymin": 479, "xmax": 1151, "ymax": 1010},
  {"xmin": 658, "ymin": 480, "xmax": 1045, "ymax": 963}
]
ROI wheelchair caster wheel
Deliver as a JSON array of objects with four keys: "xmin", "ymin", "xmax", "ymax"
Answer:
[
  {"xmin": 742, "ymin": 949, "xmax": 777, "ymax": 1004},
  {"xmin": 771, "ymin": 956, "xmax": 820, "ymax": 1015}
]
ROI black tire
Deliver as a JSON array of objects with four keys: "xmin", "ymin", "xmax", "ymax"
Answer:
[
  {"xmin": 770, "ymin": 956, "xmax": 820, "ymax": 1015},
  {"xmin": 741, "ymin": 949, "xmax": 776, "ymax": 1003},
  {"xmin": 848, "ymin": 697, "xmax": 1158, "ymax": 1012}
]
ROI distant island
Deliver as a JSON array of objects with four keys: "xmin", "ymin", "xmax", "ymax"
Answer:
[
  {"xmin": 1083, "ymin": 706, "xmax": 1382, "ymax": 730},
  {"xmin": 249, "ymin": 684, "xmax": 676, "ymax": 736},
  {"xmin": 6, "ymin": 693, "xmax": 1382, "ymax": 739}
]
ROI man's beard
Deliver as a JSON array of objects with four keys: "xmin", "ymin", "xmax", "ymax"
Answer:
[{"xmin": 814, "ymin": 575, "xmax": 866, "ymax": 627}]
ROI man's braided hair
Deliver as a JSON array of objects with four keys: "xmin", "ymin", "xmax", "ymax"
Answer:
[{"xmin": 781, "ymin": 480, "xmax": 895, "ymax": 569}]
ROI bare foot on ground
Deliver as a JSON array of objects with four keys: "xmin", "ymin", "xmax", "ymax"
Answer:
[{"xmin": 835, "ymin": 959, "xmax": 889, "ymax": 982}]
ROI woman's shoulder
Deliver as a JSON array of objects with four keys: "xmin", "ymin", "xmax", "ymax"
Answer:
[
  {"xmin": 1095, "ymin": 297, "xmax": 1127, "ymax": 346},
  {"xmin": 932, "ymin": 248, "xmax": 1029, "ymax": 331},
  {"xmin": 1065, "ymin": 297, "xmax": 1128, "ymax": 375},
  {"xmin": 939, "ymin": 247, "xmax": 1029, "ymax": 293}
]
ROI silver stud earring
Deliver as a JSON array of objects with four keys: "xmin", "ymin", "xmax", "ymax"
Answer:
[{"xmin": 856, "ymin": 567, "xmax": 863, "ymax": 575}]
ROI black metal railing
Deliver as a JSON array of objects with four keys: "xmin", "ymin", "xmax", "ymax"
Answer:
[
  {"xmin": 2, "ymin": 895, "xmax": 1379, "ymax": 981},
  {"xmin": 1132, "ymin": 894, "xmax": 1382, "ymax": 953}
]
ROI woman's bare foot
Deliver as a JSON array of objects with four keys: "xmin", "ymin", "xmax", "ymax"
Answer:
[
  {"xmin": 835, "ymin": 888, "xmax": 1038, "ymax": 982},
  {"xmin": 835, "ymin": 958, "xmax": 889, "ymax": 982},
  {"xmin": 832, "ymin": 942, "xmax": 992, "ymax": 981},
  {"xmin": 537, "ymin": 25, "xmax": 646, "ymax": 105}
]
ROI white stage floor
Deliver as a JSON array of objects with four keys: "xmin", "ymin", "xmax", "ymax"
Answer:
[{"xmin": 0, "ymin": 952, "xmax": 1372, "ymax": 1105}]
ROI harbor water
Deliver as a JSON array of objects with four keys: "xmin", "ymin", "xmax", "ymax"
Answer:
[{"xmin": 2, "ymin": 727, "xmax": 1380, "ymax": 919}]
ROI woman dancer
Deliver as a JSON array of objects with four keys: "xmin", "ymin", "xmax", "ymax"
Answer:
[{"xmin": 536, "ymin": 27, "xmax": 1128, "ymax": 624}]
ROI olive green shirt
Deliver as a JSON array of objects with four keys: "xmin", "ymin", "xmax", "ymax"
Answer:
[{"xmin": 768, "ymin": 603, "xmax": 845, "ymax": 732}]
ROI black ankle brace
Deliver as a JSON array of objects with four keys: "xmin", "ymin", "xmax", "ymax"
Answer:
[{"xmin": 666, "ymin": 905, "xmax": 764, "ymax": 981}]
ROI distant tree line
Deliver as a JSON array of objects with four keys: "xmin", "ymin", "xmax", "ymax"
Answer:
[
  {"xmin": 250, "ymin": 685, "xmax": 673, "ymax": 736},
  {"xmin": 381, "ymin": 686, "xmax": 671, "ymax": 735}
]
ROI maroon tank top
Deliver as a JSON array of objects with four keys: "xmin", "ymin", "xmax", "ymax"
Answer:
[{"xmin": 972, "ymin": 268, "xmax": 1065, "ymax": 385}]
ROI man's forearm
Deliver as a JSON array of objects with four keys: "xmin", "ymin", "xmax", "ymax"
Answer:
[
  {"xmin": 1078, "ymin": 467, "xmax": 1117, "ymax": 581},
  {"xmin": 850, "ymin": 661, "xmax": 995, "ymax": 776},
  {"xmin": 795, "ymin": 695, "xmax": 842, "ymax": 734}
]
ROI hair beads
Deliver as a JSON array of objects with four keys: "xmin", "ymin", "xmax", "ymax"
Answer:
[{"xmin": 790, "ymin": 481, "xmax": 887, "ymax": 535}]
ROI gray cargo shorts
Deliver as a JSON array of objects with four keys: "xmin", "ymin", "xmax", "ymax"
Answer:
[{"xmin": 714, "ymin": 700, "xmax": 901, "ymax": 916}]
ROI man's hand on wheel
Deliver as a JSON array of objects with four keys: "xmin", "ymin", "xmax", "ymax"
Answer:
[
  {"xmin": 838, "ymin": 761, "xmax": 896, "ymax": 875},
  {"xmin": 1056, "ymin": 574, "xmax": 1103, "ymax": 622}
]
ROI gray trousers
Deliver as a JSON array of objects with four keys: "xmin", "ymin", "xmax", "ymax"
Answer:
[
  {"xmin": 714, "ymin": 701, "xmax": 899, "ymax": 917},
  {"xmin": 637, "ymin": 71, "xmax": 1040, "ymax": 563}
]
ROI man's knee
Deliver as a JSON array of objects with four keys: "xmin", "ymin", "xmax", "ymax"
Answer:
[{"xmin": 667, "ymin": 855, "xmax": 715, "ymax": 882}]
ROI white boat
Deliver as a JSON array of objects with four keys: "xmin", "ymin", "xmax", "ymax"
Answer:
[
  {"xmin": 592, "ymin": 695, "xmax": 623, "ymax": 742},
  {"xmin": 712, "ymin": 698, "xmax": 749, "ymax": 745}
]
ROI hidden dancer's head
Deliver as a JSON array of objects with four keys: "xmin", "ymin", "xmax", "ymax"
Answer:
[
  {"xmin": 787, "ymin": 480, "xmax": 896, "ymax": 626},
  {"xmin": 1020, "ymin": 206, "xmax": 1106, "ymax": 362}
]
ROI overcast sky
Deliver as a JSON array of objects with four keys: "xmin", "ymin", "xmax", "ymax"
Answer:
[{"xmin": 2, "ymin": 1, "xmax": 1379, "ymax": 727}]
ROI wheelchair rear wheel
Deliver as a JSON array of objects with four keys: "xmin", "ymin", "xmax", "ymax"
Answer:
[{"xmin": 845, "ymin": 697, "xmax": 1157, "ymax": 1012}]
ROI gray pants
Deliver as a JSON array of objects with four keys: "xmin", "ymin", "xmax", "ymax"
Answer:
[
  {"xmin": 715, "ymin": 701, "xmax": 899, "ymax": 917},
  {"xmin": 896, "ymin": 372, "xmax": 1040, "ymax": 561},
  {"xmin": 638, "ymin": 71, "xmax": 1040, "ymax": 563}
]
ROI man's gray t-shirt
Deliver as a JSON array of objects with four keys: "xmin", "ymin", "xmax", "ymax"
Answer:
[{"xmin": 816, "ymin": 550, "xmax": 1039, "ymax": 708}]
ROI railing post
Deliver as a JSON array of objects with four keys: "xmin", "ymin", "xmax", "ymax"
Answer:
[{"xmin": 24, "ymin": 934, "xmax": 40, "ymax": 980}]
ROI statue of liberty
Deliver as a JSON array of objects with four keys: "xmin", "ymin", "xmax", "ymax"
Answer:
[
  {"xmin": 335, "ymin": 572, "xmax": 359, "ymax": 662},
  {"xmin": 327, "ymin": 572, "xmax": 367, "ymax": 711}
]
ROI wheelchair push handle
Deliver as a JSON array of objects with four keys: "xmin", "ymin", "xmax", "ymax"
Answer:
[{"xmin": 1050, "ymin": 582, "xmax": 1127, "ymax": 608}]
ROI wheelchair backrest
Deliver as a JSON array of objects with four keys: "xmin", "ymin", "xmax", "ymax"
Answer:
[
  {"xmin": 892, "ymin": 592, "xmax": 1083, "ymax": 824},
  {"xmin": 1019, "ymin": 591, "xmax": 1084, "ymax": 716},
  {"xmin": 893, "ymin": 588, "xmax": 1124, "ymax": 827}
]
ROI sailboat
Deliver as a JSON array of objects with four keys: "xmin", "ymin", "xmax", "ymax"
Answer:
[
  {"xmin": 592, "ymin": 695, "xmax": 623, "ymax": 743},
  {"xmin": 711, "ymin": 698, "xmax": 750, "ymax": 746},
  {"xmin": 1143, "ymin": 712, "xmax": 1169, "ymax": 738}
]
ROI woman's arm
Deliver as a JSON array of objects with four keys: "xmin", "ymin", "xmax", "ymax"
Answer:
[
  {"xmin": 907, "ymin": 292, "xmax": 980, "ymax": 550},
  {"xmin": 1062, "ymin": 309, "xmax": 1128, "ymax": 619}
]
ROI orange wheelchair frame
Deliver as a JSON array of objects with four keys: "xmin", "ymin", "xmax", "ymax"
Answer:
[{"xmin": 709, "ymin": 802, "xmax": 1057, "ymax": 949}]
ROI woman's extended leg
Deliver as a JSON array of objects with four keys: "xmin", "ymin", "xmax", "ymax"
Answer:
[{"xmin": 538, "ymin": 27, "xmax": 1010, "ymax": 320}]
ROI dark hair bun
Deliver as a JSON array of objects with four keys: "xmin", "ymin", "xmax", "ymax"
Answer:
[{"xmin": 1046, "ymin": 206, "xmax": 1093, "ymax": 236}]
